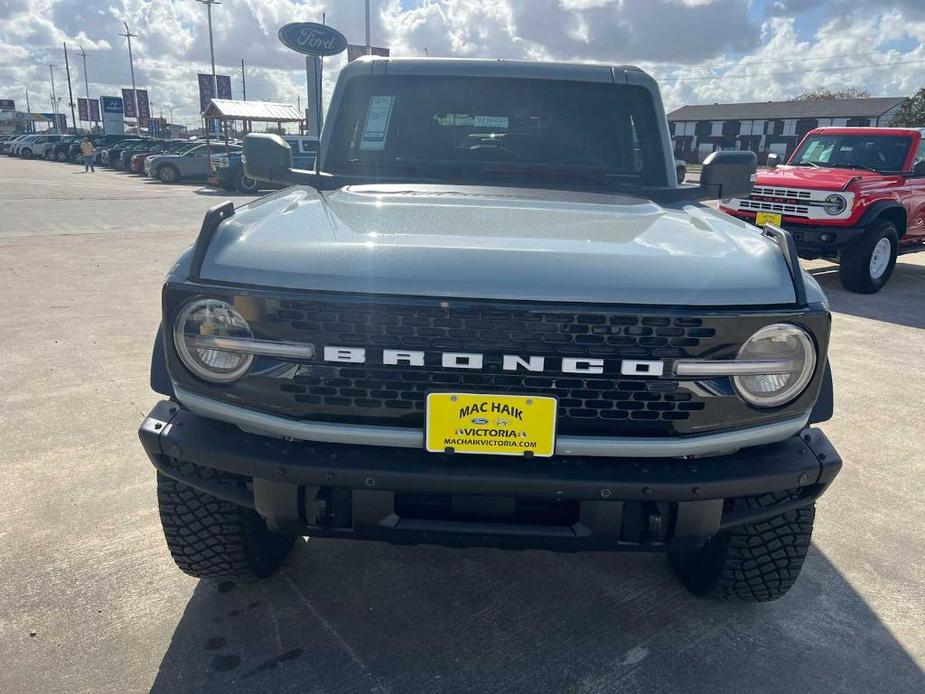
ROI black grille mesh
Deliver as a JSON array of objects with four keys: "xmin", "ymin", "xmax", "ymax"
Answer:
[{"xmin": 254, "ymin": 299, "xmax": 721, "ymax": 436}]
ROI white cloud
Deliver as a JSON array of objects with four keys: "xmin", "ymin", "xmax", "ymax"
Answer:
[{"xmin": 1, "ymin": 0, "xmax": 924, "ymax": 128}]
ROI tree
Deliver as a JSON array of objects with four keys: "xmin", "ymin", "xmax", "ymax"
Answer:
[
  {"xmin": 888, "ymin": 89, "xmax": 925, "ymax": 127},
  {"xmin": 795, "ymin": 87, "xmax": 871, "ymax": 101}
]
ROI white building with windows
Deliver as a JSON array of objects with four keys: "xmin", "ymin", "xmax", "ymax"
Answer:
[{"xmin": 668, "ymin": 96, "xmax": 908, "ymax": 163}]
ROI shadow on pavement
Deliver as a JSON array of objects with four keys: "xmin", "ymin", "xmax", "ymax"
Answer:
[
  {"xmin": 808, "ymin": 259, "xmax": 925, "ymax": 329},
  {"xmin": 150, "ymin": 539, "xmax": 924, "ymax": 693}
]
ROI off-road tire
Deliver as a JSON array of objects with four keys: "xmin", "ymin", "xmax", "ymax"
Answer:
[
  {"xmin": 156, "ymin": 462, "xmax": 295, "ymax": 580},
  {"xmin": 671, "ymin": 490, "xmax": 814, "ymax": 602},
  {"xmin": 838, "ymin": 220, "xmax": 899, "ymax": 294},
  {"xmin": 157, "ymin": 164, "xmax": 180, "ymax": 183}
]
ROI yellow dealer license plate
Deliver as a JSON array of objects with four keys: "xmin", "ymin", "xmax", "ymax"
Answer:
[
  {"xmin": 425, "ymin": 393, "xmax": 557, "ymax": 457},
  {"xmin": 755, "ymin": 211, "xmax": 782, "ymax": 227}
]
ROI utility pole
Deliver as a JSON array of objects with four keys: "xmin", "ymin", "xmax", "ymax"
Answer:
[
  {"xmin": 119, "ymin": 22, "xmax": 139, "ymax": 131},
  {"xmin": 63, "ymin": 43, "xmax": 77, "ymax": 133},
  {"xmin": 78, "ymin": 46, "xmax": 91, "ymax": 127},
  {"xmin": 365, "ymin": 0, "xmax": 371, "ymax": 55},
  {"xmin": 48, "ymin": 65, "xmax": 59, "ymax": 132},
  {"xmin": 241, "ymin": 58, "xmax": 246, "ymax": 101}
]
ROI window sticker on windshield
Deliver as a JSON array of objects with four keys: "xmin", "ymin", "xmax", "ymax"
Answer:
[
  {"xmin": 474, "ymin": 115, "xmax": 509, "ymax": 129},
  {"xmin": 360, "ymin": 95, "xmax": 396, "ymax": 151}
]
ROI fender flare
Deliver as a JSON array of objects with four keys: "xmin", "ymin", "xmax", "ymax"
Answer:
[
  {"xmin": 856, "ymin": 200, "xmax": 906, "ymax": 235},
  {"xmin": 150, "ymin": 324, "xmax": 175, "ymax": 397},
  {"xmin": 809, "ymin": 361, "xmax": 833, "ymax": 425}
]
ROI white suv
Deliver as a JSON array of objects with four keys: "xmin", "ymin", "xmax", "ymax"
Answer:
[{"xmin": 19, "ymin": 134, "xmax": 64, "ymax": 159}]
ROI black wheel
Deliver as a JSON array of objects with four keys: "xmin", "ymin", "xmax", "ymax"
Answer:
[
  {"xmin": 57, "ymin": 151, "xmax": 68, "ymax": 162},
  {"xmin": 157, "ymin": 461, "xmax": 295, "ymax": 580},
  {"xmin": 44, "ymin": 149, "xmax": 53, "ymax": 160},
  {"xmin": 671, "ymin": 490, "xmax": 814, "ymax": 602},
  {"xmin": 21, "ymin": 148, "xmax": 33, "ymax": 159},
  {"xmin": 838, "ymin": 220, "xmax": 899, "ymax": 293},
  {"xmin": 157, "ymin": 164, "xmax": 180, "ymax": 183},
  {"xmin": 676, "ymin": 165, "xmax": 686, "ymax": 184},
  {"xmin": 237, "ymin": 172, "xmax": 259, "ymax": 193}
]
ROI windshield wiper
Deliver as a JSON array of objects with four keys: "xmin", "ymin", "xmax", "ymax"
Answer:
[
  {"xmin": 795, "ymin": 161, "xmax": 820, "ymax": 168},
  {"xmin": 828, "ymin": 163, "xmax": 878, "ymax": 172}
]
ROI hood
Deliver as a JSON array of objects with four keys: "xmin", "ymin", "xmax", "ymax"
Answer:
[
  {"xmin": 756, "ymin": 165, "xmax": 884, "ymax": 191},
  {"xmin": 196, "ymin": 184, "xmax": 804, "ymax": 306}
]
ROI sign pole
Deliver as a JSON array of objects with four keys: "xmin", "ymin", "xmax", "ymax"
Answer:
[
  {"xmin": 366, "ymin": 0, "xmax": 371, "ymax": 55},
  {"xmin": 48, "ymin": 65, "xmax": 59, "ymax": 132},
  {"xmin": 63, "ymin": 43, "xmax": 77, "ymax": 133},
  {"xmin": 119, "ymin": 22, "xmax": 140, "ymax": 132},
  {"xmin": 79, "ymin": 46, "xmax": 91, "ymax": 128}
]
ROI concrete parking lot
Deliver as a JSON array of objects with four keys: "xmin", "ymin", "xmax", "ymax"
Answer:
[{"xmin": 1, "ymin": 157, "xmax": 923, "ymax": 693}]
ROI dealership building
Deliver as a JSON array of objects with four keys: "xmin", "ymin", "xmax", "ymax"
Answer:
[{"xmin": 667, "ymin": 96, "xmax": 908, "ymax": 163}]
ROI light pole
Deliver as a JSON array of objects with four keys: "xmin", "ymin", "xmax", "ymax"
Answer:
[
  {"xmin": 196, "ymin": 0, "xmax": 221, "ymax": 146},
  {"xmin": 48, "ymin": 64, "xmax": 59, "ymax": 132},
  {"xmin": 196, "ymin": 0, "xmax": 221, "ymax": 95},
  {"xmin": 119, "ymin": 22, "xmax": 139, "ymax": 131},
  {"xmin": 366, "ymin": 0, "xmax": 371, "ymax": 55},
  {"xmin": 78, "ymin": 46, "xmax": 92, "ymax": 127}
]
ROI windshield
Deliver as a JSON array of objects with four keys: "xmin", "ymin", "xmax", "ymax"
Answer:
[
  {"xmin": 325, "ymin": 75, "xmax": 666, "ymax": 188},
  {"xmin": 791, "ymin": 133, "xmax": 912, "ymax": 171}
]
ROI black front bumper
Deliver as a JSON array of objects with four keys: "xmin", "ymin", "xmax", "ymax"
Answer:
[
  {"xmin": 784, "ymin": 224, "xmax": 865, "ymax": 258},
  {"xmin": 139, "ymin": 400, "xmax": 841, "ymax": 552}
]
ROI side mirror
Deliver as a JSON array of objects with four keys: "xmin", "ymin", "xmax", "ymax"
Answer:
[
  {"xmin": 913, "ymin": 160, "xmax": 925, "ymax": 176},
  {"xmin": 766, "ymin": 152, "xmax": 779, "ymax": 169},
  {"xmin": 243, "ymin": 133, "xmax": 293, "ymax": 183},
  {"xmin": 699, "ymin": 150, "xmax": 756, "ymax": 200}
]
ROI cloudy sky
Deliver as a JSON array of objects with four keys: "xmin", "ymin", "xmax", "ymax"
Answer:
[{"xmin": 2, "ymin": 0, "xmax": 925, "ymax": 128}]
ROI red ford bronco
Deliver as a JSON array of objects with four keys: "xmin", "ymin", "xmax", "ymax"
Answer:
[{"xmin": 721, "ymin": 127, "xmax": 925, "ymax": 293}]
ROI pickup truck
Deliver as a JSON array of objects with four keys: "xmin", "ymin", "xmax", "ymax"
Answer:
[
  {"xmin": 721, "ymin": 127, "xmax": 925, "ymax": 293},
  {"xmin": 139, "ymin": 57, "xmax": 841, "ymax": 603}
]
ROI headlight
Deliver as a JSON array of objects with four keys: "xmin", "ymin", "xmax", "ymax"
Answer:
[
  {"xmin": 174, "ymin": 299, "xmax": 254, "ymax": 383},
  {"xmin": 823, "ymin": 194, "xmax": 847, "ymax": 215},
  {"xmin": 733, "ymin": 324, "xmax": 816, "ymax": 408}
]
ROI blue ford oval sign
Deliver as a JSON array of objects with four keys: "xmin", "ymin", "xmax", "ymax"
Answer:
[{"xmin": 278, "ymin": 22, "xmax": 347, "ymax": 56}]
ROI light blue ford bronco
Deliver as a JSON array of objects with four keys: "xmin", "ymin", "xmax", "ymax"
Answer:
[{"xmin": 140, "ymin": 58, "xmax": 840, "ymax": 602}]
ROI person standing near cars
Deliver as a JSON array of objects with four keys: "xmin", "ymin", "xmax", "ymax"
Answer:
[{"xmin": 80, "ymin": 138, "xmax": 95, "ymax": 172}]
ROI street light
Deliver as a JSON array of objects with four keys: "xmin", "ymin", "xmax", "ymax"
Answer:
[{"xmin": 195, "ymin": 0, "xmax": 221, "ymax": 95}]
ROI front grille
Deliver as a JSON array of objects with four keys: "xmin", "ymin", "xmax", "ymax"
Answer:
[{"xmin": 246, "ymin": 298, "xmax": 727, "ymax": 436}]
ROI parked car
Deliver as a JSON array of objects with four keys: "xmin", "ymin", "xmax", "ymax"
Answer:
[
  {"xmin": 24, "ymin": 134, "xmax": 67, "ymax": 159},
  {"xmin": 1, "ymin": 134, "xmax": 30, "ymax": 155},
  {"xmin": 147, "ymin": 143, "xmax": 241, "ymax": 183},
  {"xmin": 8, "ymin": 134, "xmax": 40, "ymax": 157},
  {"xmin": 128, "ymin": 140, "xmax": 193, "ymax": 173},
  {"xmin": 69, "ymin": 135, "xmax": 132, "ymax": 164},
  {"xmin": 140, "ymin": 57, "xmax": 841, "ymax": 604},
  {"xmin": 721, "ymin": 126, "xmax": 925, "ymax": 293},
  {"xmin": 210, "ymin": 136, "xmax": 318, "ymax": 192},
  {"xmin": 49, "ymin": 136, "xmax": 81, "ymax": 161},
  {"xmin": 115, "ymin": 140, "xmax": 160, "ymax": 170},
  {"xmin": 100, "ymin": 138, "xmax": 150, "ymax": 167}
]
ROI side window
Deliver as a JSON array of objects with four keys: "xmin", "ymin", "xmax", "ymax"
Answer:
[{"xmin": 914, "ymin": 139, "xmax": 925, "ymax": 164}]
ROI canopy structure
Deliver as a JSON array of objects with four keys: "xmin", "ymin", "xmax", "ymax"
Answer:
[{"xmin": 203, "ymin": 99, "xmax": 304, "ymax": 123}]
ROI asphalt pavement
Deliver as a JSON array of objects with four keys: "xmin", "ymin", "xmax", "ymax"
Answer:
[{"xmin": 0, "ymin": 157, "xmax": 922, "ymax": 693}]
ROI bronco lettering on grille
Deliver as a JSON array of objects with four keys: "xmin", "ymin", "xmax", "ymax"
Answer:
[{"xmin": 322, "ymin": 346, "xmax": 665, "ymax": 376}]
